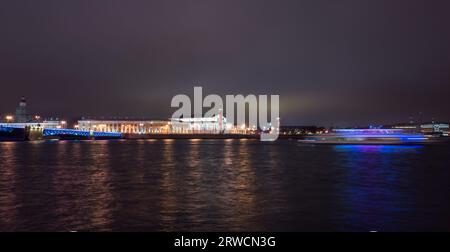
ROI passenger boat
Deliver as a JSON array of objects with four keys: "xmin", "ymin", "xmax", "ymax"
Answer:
[{"xmin": 298, "ymin": 129, "xmax": 433, "ymax": 145}]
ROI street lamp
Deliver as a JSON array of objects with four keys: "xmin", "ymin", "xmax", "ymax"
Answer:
[{"xmin": 5, "ymin": 115, "xmax": 14, "ymax": 123}]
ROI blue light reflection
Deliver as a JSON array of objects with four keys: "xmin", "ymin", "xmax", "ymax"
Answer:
[{"xmin": 333, "ymin": 144, "xmax": 423, "ymax": 231}]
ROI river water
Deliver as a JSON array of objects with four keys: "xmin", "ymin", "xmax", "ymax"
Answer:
[{"xmin": 0, "ymin": 139, "xmax": 449, "ymax": 231}]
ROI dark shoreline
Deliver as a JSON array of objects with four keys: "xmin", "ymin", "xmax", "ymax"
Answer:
[{"xmin": 123, "ymin": 133, "xmax": 306, "ymax": 140}]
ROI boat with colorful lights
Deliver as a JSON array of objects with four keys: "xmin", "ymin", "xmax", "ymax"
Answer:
[{"xmin": 298, "ymin": 128, "xmax": 445, "ymax": 145}]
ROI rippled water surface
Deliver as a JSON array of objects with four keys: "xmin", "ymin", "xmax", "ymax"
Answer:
[{"xmin": 0, "ymin": 139, "xmax": 449, "ymax": 231}]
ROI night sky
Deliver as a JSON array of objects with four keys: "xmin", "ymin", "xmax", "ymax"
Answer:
[{"xmin": 1, "ymin": 0, "xmax": 449, "ymax": 126}]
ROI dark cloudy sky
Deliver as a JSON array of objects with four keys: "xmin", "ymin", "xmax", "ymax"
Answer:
[{"xmin": 1, "ymin": 0, "xmax": 449, "ymax": 126}]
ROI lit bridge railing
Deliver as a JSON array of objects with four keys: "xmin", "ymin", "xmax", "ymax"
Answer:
[
  {"xmin": 43, "ymin": 129, "xmax": 122, "ymax": 138},
  {"xmin": 43, "ymin": 129, "xmax": 91, "ymax": 137},
  {"xmin": 92, "ymin": 131, "xmax": 122, "ymax": 138}
]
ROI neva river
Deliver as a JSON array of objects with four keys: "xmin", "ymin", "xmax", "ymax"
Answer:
[{"xmin": 0, "ymin": 139, "xmax": 449, "ymax": 231}]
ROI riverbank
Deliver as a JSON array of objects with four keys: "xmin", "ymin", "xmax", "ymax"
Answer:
[{"xmin": 122, "ymin": 133, "xmax": 306, "ymax": 140}]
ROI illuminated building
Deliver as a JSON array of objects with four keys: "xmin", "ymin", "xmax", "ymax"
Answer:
[
  {"xmin": 420, "ymin": 123, "xmax": 449, "ymax": 135},
  {"xmin": 279, "ymin": 126, "xmax": 326, "ymax": 135},
  {"xmin": 170, "ymin": 114, "xmax": 228, "ymax": 134},
  {"xmin": 0, "ymin": 120, "xmax": 63, "ymax": 129},
  {"xmin": 77, "ymin": 119, "xmax": 171, "ymax": 134},
  {"xmin": 0, "ymin": 97, "xmax": 63, "ymax": 129},
  {"xmin": 387, "ymin": 122, "xmax": 449, "ymax": 135},
  {"xmin": 15, "ymin": 96, "xmax": 30, "ymax": 123},
  {"xmin": 387, "ymin": 123, "xmax": 420, "ymax": 133},
  {"xmin": 78, "ymin": 114, "xmax": 236, "ymax": 134}
]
